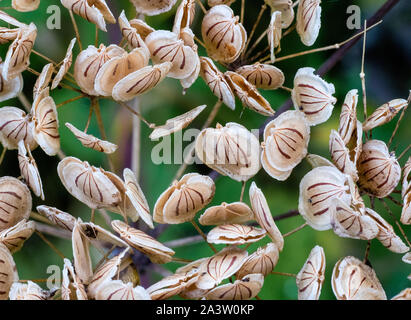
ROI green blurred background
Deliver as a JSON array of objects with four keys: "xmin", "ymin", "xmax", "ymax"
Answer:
[{"xmin": 0, "ymin": 0, "xmax": 410, "ymax": 299}]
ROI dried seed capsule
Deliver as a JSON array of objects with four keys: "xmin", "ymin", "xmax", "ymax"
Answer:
[
  {"xmin": 299, "ymin": 166, "xmax": 351, "ymax": 231},
  {"xmin": 128, "ymin": 18, "xmax": 154, "ymax": 41},
  {"xmin": 0, "ymin": 176, "xmax": 32, "ymax": 232},
  {"xmin": 332, "ymin": 256, "xmax": 387, "ymax": 300},
  {"xmin": 52, "ymin": 38, "xmax": 76, "ymax": 90},
  {"xmin": 236, "ymin": 243, "xmax": 279, "ymax": 279},
  {"xmin": 199, "ymin": 201, "xmax": 254, "ymax": 226},
  {"xmin": 153, "ymin": 173, "xmax": 215, "ymax": 224},
  {"xmin": 296, "ymin": 245, "xmax": 325, "ymax": 300},
  {"xmin": 261, "ymin": 142, "xmax": 292, "ymax": 181},
  {"xmin": 200, "ymin": 57, "xmax": 235, "ymax": 110},
  {"xmin": 0, "ymin": 61, "xmax": 23, "ymax": 102},
  {"xmin": 267, "ymin": 11, "xmax": 282, "ymax": 62},
  {"xmin": 296, "ymin": 0, "xmax": 321, "ymax": 46},
  {"xmin": 263, "ymin": 110, "xmax": 310, "ymax": 172},
  {"xmin": 18, "ymin": 141, "xmax": 44, "ymax": 199},
  {"xmin": 207, "ymin": 224, "xmax": 266, "ymax": 245},
  {"xmin": 292, "ymin": 67, "xmax": 336, "ymax": 126},
  {"xmin": 173, "ymin": 0, "xmax": 196, "ymax": 36},
  {"xmin": 329, "ymin": 130, "xmax": 358, "ymax": 181},
  {"xmin": 249, "ymin": 182, "xmax": 284, "ymax": 250},
  {"xmin": 205, "ymin": 273, "xmax": 264, "ymax": 300},
  {"xmin": 338, "ymin": 89, "xmax": 358, "ymax": 145},
  {"xmin": 265, "ymin": 0, "xmax": 294, "ymax": 28},
  {"xmin": 195, "ymin": 123, "xmax": 261, "ymax": 182},
  {"xmin": 118, "ymin": 11, "xmax": 151, "ymax": 54},
  {"xmin": 401, "ymin": 192, "xmax": 411, "ymax": 225},
  {"xmin": 9, "ymin": 281, "xmax": 49, "ymax": 300},
  {"xmin": 0, "ymin": 107, "xmax": 36, "ymax": 150},
  {"xmin": 0, "ymin": 243, "xmax": 18, "ymax": 300},
  {"xmin": 79, "ymin": 221, "xmax": 129, "ymax": 248},
  {"xmin": 391, "ymin": 288, "xmax": 411, "ymax": 300},
  {"xmin": 0, "ymin": 27, "xmax": 19, "ymax": 44},
  {"xmin": 357, "ymin": 140, "xmax": 401, "ymax": 198},
  {"xmin": 402, "ymin": 252, "xmax": 411, "ymax": 264},
  {"xmin": 130, "ymin": 0, "xmax": 178, "ymax": 16},
  {"xmin": 180, "ymin": 44, "xmax": 200, "ymax": 91},
  {"xmin": 61, "ymin": 258, "xmax": 88, "ymax": 300},
  {"xmin": 363, "ymin": 98, "xmax": 408, "ymax": 132},
  {"xmin": 201, "ymin": 5, "xmax": 246, "ymax": 63},
  {"xmin": 72, "ymin": 220, "xmax": 93, "ymax": 285},
  {"xmin": 225, "ymin": 71, "xmax": 274, "ymax": 116},
  {"xmin": 36, "ymin": 205, "xmax": 76, "ymax": 231},
  {"xmin": 236, "ymin": 63, "xmax": 285, "ymax": 90},
  {"xmin": 0, "ymin": 219, "xmax": 35, "ymax": 254},
  {"xmin": 33, "ymin": 63, "xmax": 54, "ymax": 100},
  {"xmin": 12, "ymin": 0, "xmax": 40, "ymax": 12},
  {"xmin": 148, "ymin": 271, "xmax": 199, "ymax": 300},
  {"xmin": 402, "ymin": 156, "xmax": 411, "ymax": 199},
  {"xmin": 96, "ymin": 280, "xmax": 150, "ymax": 300}
]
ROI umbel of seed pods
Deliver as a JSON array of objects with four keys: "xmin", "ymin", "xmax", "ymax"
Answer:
[{"xmin": 0, "ymin": 0, "xmax": 410, "ymax": 300}]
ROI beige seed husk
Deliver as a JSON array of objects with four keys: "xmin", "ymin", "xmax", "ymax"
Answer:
[
  {"xmin": 236, "ymin": 63, "xmax": 285, "ymax": 90},
  {"xmin": 9, "ymin": 281, "xmax": 49, "ymax": 300},
  {"xmin": 207, "ymin": 224, "xmax": 266, "ymax": 245},
  {"xmin": 61, "ymin": 258, "xmax": 88, "ymax": 300},
  {"xmin": 0, "ymin": 242, "xmax": 19, "ymax": 300},
  {"xmin": 391, "ymin": 288, "xmax": 411, "ymax": 300},
  {"xmin": 296, "ymin": 0, "xmax": 321, "ymax": 46},
  {"xmin": 33, "ymin": 63, "xmax": 54, "ymax": 100},
  {"xmin": 36, "ymin": 205, "xmax": 77, "ymax": 231},
  {"xmin": 0, "ymin": 219, "xmax": 35, "ymax": 254},
  {"xmin": 267, "ymin": 11, "xmax": 282, "ymax": 62},
  {"xmin": 338, "ymin": 89, "xmax": 358, "ymax": 145},
  {"xmin": 199, "ymin": 201, "xmax": 254, "ymax": 226},
  {"xmin": 264, "ymin": 0, "xmax": 294, "ymax": 28},
  {"xmin": 0, "ymin": 62, "xmax": 23, "ymax": 102},
  {"xmin": 329, "ymin": 130, "xmax": 358, "ymax": 181},
  {"xmin": 363, "ymin": 98, "xmax": 408, "ymax": 132},
  {"xmin": 96, "ymin": 280, "xmax": 151, "ymax": 300},
  {"xmin": 51, "ymin": 38, "xmax": 76, "ymax": 90}
]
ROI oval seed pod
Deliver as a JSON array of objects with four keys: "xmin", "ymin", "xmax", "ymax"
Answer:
[
  {"xmin": 296, "ymin": 0, "xmax": 321, "ymax": 46},
  {"xmin": 149, "ymin": 104, "xmax": 206, "ymax": 140},
  {"xmin": 79, "ymin": 222, "xmax": 129, "ymax": 248},
  {"xmin": 249, "ymin": 182, "xmax": 284, "ymax": 250},
  {"xmin": 129, "ymin": 18, "xmax": 154, "ymax": 41},
  {"xmin": 261, "ymin": 142, "xmax": 292, "ymax": 181},
  {"xmin": 52, "ymin": 38, "xmax": 76, "ymax": 90},
  {"xmin": 36, "ymin": 205, "xmax": 76, "ymax": 231},
  {"xmin": 225, "ymin": 71, "xmax": 274, "ymax": 116},
  {"xmin": 112, "ymin": 220, "xmax": 175, "ymax": 264},
  {"xmin": 17, "ymin": 141, "xmax": 44, "ymax": 199},
  {"xmin": 296, "ymin": 245, "xmax": 325, "ymax": 300},
  {"xmin": 65, "ymin": 122, "xmax": 118, "ymax": 154},
  {"xmin": 265, "ymin": 0, "xmax": 294, "ymax": 28},
  {"xmin": 118, "ymin": 11, "xmax": 150, "ymax": 53},
  {"xmin": 236, "ymin": 63, "xmax": 285, "ymax": 90},
  {"xmin": 391, "ymin": 288, "xmax": 411, "ymax": 300},
  {"xmin": 2, "ymin": 23, "xmax": 37, "ymax": 81},
  {"xmin": 61, "ymin": 258, "xmax": 88, "ymax": 300},
  {"xmin": 130, "ymin": 0, "xmax": 177, "ymax": 16},
  {"xmin": 61, "ymin": 0, "xmax": 115, "ymax": 32},
  {"xmin": 180, "ymin": 44, "xmax": 200, "ymax": 91},
  {"xmin": 148, "ymin": 271, "xmax": 199, "ymax": 300},
  {"xmin": 205, "ymin": 273, "xmax": 264, "ymax": 300},
  {"xmin": 0, "ymin": 62, "xmax": 23, "ymax": 102},
  {"xmin": 357, "ymin": 140, "xmax": 401, "ymax": 198},
  {"xmin": 207, "ymin": 224, "xmax": 266, "ymax": 245},
  {"xmin": 199, "ymin": 56, "xmax": 235, "ymax": 110},
  {"xmin": 292, "ymin": 67, "xmax": 336, "ymax": 126},
  {"xmin": 196, "ymin": 246, "xmax": 248, "ymax": 290},
  {"xmin": 0, "ymin": 176, "xmax": 32, "ymax": 232},
  {"xmin": 263, "ymin": 110, "xmax": 310, "ymax": 172},
  {"xmin": 236, "ymin": 243, "xmax": 279, "ymax": 279},
  {"xmin": 0, "ymin": 243, "xmax": 18, "ymax": 300},
  {"xmin": 74, "ymin": 44, "xmax": 125, "ymax": 96},
  {"xmin": 298, "ymin": 166, "xmax": 351, "ymax": 231},
  {"xmin": 199, "ymin": 202, "xmax": 254, "ymax": 226},
  {"xmin": 72, "ymin": 219, "xmax": 93, "ymax": 285},
  {"xmin": 195, "ymin": 123, "xmax": 261, "ymax": 182},
  {"xmin": 112, "ymin": 62, "xmax": 172, "ymax": 102},
  {"xmin": 153, "ymin": 173, "xmax": 215, "ymax": 224},
  {"xmin": 96, "ymin": 280, "xmax": 151, "ymax": 300},
  {"xmin": 267, "ymin": 11, "xmax": 282, "ymax": 62},
  {"xmin": 401, "ymin": 192, "xmax": 411, "ymax": 225},
  {"xmin": 338, "ymin": 89, "xmax": 358, "ymax": 145},
  {"xmin": 201, "ymin": 5, "xmax": 246, "ymax": 63},
  {"xmin": 332, "ymin": 256, "xmax": 386, "ymax": 300},
  {"xmin": 329, "ymin": 130, "xmax": 358, "ymax": 181},
  {"xmin": 12, "ymin": 0, "xmax": 40, "ymax": 12},
  {"xmin": 0, "ymin": 219, "xmax": 35, "ymax": 254},
  {"xmin": 0, "ymin": 27, "xmax": 19, "ymax": 45},
  {"xmin": 33, "ymin": 63, "xmax": 54, "ymax": 100},
  {"xmin": 9, "ymin": 281, "xmax": 49, "ymax": 300},
  {"xmin": 0, "ymin": 10, "xmax": 28, "ymax": 29},
  {"xmin": 172, "ymin": 0, "xmax": 196, "ymax": 36},
  {"xmin": 363, "ymin": 99, "xmax": 408, "ymax": 132},
  {"xmin": 402, "ymin": 156, "xmax": 411, "ymax": 199}
]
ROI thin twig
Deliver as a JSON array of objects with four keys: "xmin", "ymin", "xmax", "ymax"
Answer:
[
  {"xmin": 240, "ymin": 181, "xmax": 246, "ymax": 202},
  {"xmin": 380, "ymin": 198, "xmax": 411, "ymax": 248},
  {"xmin": 271, "ymin": 271, "xmax": 296, "ymax": 278},
  {"xmin": 191, "ymin": 220, "xmax": 218, "ymax": 253},
  {"xmin": 57, "ymin": 95, "xmax": 86, "ymax": 108},
  {"xmin": 240, "ymin": 0, "xmax": 245, "ymax": 25},
  {"xmin": 363, "ymin": 240, "xmax": 371, "ymax": 263},
  {"xmin": 116, "ymin": 100, "xmax": 154, "ymax": 128},
  {"xmin": 131, "ymin": 97, "xmax": 141, "ymax": 180},
  {"xmin": 68, "ymin": 10, "xmax": 82, "ymax": 51},
  {"xmin": 388, "ymin": 91, "xmax": 411, "ymax": 147},
  {"xmin": 360, "ymin": 20, "xmax": 368, "ymax": 123},
  {"xmin": 34, "ymin": 222, "xmax": 71, "ymax": 240},
  {"xmin": 0, "ymin": 148, "xmax": 6, "ymax": 166},
  {"xmin": 283, "ymin": 223, "xmax": 308, "ymax": 238},
  {"xmin": 35, "ymin": 231, "xmax": 65, "ymax": 259},
  {"xmin": 164, "ymin": 235, "xmax": 203, "ymax": 248},
  {"xmin": 245, "ymin": 29, "xmax": 268, "ymax": 59},
  {"xmin": 398, "ymin": 144, "xmax": 411, "ymax": 161},
  {"xmin": 242, "ymin": 4, "xmax": 267, "ymax": 57},
  {"xmin": 195, "ymin": 0, "xmax": 206, "ymax": 14},
  {"xmin": 32, "ymin": 49, "xmax": 57, "ymax": 65}
]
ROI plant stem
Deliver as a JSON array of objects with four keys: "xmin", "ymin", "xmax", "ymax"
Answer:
[
  {"xmin": 164, "ymin": 235, "xmax": 203, "ymax": 248},
  {"xmin": 388, "ymin": 91, "xmax": 411, "ymax": 147},
  {"xmin": 240, "ymin": 181, "xmax": 246, "ymax": 202},
  {"xmin": 56, "ymin": 95, "xmax": 86, "ymax": 108},
  {"xmin": 245, "ymin": 29, "xmax": 268, "ymax": 59},
  {"xmin": 273, "ymin": 209, "xmax": 300, "ymax": 221},
  {"xmin": 242, "ymin": 4, "xmax": 267, "ymax": 57},
  {"xmin": 172, "ymin": 257, "xmax": 194, "ymax": 264},
  {"xmin": 398, "ymin": 144, "xmax": 411, "ymax": 161},
  {"xmin": 240, "ymin": 0, "xmax": 245, "ymax": 25},
  {"xmin": 191, "ymin": 220, "xmax": 218, "ymax": 253},
  {"xmin": 0, "ymin": 148, "xmax": 6, "ymax": 166},
  {"xmin": 131, "ymin": 98, "xmax": 141, "ymax": 180},
  {"xmin": 271, "ymin": 271, "xmax": 296, "ymax": 278},
  {"xmin": 380, "ymin": 198, "xmax": 411, "ymax": 248},
  {"xmin": 68, "ymin": 10, "xmax": 82, "ymax": 51},
  {"xmin": 117, "ymin": 100, "xmax": 154, "ymax": 128},
  {"xmin": 360, "ymin": 20, "xmax": 368, "ymax": 125},
  {"xmin": 195, "ymin": 0, "xmax": 206, "ymax": 14},
  {"xmin": 363, "ymin": 240, "xmax": 372, "ymax": 263},
  {"xmin": 283, "ymin": 223, "xmax": 308, "ymax": 238},
  {"xmin": 31, "ymin": 49, "xmax": 57, "ymax": 65},
  {"xmin": 35, "ymin": 231, "xmax": 65, "ymax": 259}
]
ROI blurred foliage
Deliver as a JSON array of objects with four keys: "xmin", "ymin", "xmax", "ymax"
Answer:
[{"xmin": 0, "ymin": 0, "xmax": 410, "ymax": 300}]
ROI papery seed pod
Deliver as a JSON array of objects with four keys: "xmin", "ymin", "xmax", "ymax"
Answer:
[
  {"xmin": 149, "ymin": 104, "xmax": 206, "ymax": 140},
  {"xmin": 208, "ymin": 0, "xmax": 236, "ymax": 6},
  {"xmin": 72, "ymin": 219, "xmax": 93, "ymax": 285},
  {"xmin": 51, "ymin": 38, "xmax": 76, "ymax": 90},
  {"xmin": 94, "ymin": 48, "xmax": 149, "ymax": 97},
  {"xmin": 12, "ymin": 0, "xmax": 40, "ymax": 12},
  {"xmin": 402, "ymin": 252, "xmax": 411, "ymax": 264},
  {"xmin": 207, "ymin": 224, "xmax": 266, "ymax": 245},
  {"xmin": 128, "ymin": 18, "xmax": 154, "ymax": 41},
  {"xmin": 196, "ymin": 246, "xmax": 248, "ymax": 290},
  {"xmin": 36, "ymin": 205, "xmax": 76, "ymax": 231},
  {"xmin": 402, "ymin": 156, "xmax": 411, "ymax": 199},
  {"xmin": 357, "ymin": 140, "xmax": 401, "ymax": 198},
  {"xmin": 130, "ymin": 0, "xmax": 177, "ymax": 16},
  {"xmin": 363, "ymin": 99, "xmax": 408, "ymax": 132},
  {"xmin": 61, "ymin": 0, "xmax": 115, "ymax": 32},
  {"xmin": 265, "ymin": 0, "xmax": 294, "ymax": 28},
  {"xmin": 74, "ymin": 44, "xmax": 125, "ymax": 96},
  {"xmin": 306, "ymin": 153, "xmax": 335, "ymax": 169},
  {"xmin": 236, "ymin": 243, "xmax": 279, "ymax": 279},
  {"xmin": 205, "ymin": 273, "xmax": 264, "ymax": 300},
  {"xmin": 96, "ymin": 280, "xmax": 151, "ymax": 300},
  {"xmin": 148, "ymin": 271, "xmax": 199, "ymax": 300},
  {"xmin": 0, "ymin": 243, "xmax": 18, "ymax": 300},
  {"xmin": 176, "ymin": 258, "xmax": 209, "ymax": 275},
  {"xmin": 153, "ymin": 173, "xmax": 215, "ymax": 224},
  {"xmin": 346, "ymin": 120, "xmax": 363, "ymax": 167},
  {"xmin": 299, "ymin": 166, "xmax": 351, "ymax": 231},
  {"xmin": 33, "ymin": 63, "xmax": 54, "ymax": 100},
  {"xmin": 199, "ymin": 202, "xmax": 254, "ymax": 226},
  {"xmin": 296, "ymin": 0, "xmax": 321, "ymax": 46},
  {"xmin": 123, "ymin": 168, "xmax": 153, "ymax": 229},
  {"xmin": 9, "ymin": 281, "xmax": 49, "ymax": 300},
  {"xmin": 236, "ymin": 63, "xmax": 285, "ymax": 90},
  {"xmin": 180, "ymin": 44, "xmax": 200, "ymax": 91},
  {"xmin": 261, "ymin": 142, "xmax": 292, "ymax": 181},
  {"xmin": 401, "ymin": 192, "xmax": 411, "ymax": 225},
  {"xmin": 364, "ymin": 208, "xmax": 409, "ymax": 254},
  {"xmin": 0, "ymin": 27, "xmax": 19, "ymax": 44},
  {"xmin": 31, "ymin": 90, "xmax": 60, "ymax": 156},
  {"xmin": 329, "ymin": 130, "xmax": 358, "ymax": 181},
  {"xmin": 199, "ymin": 57, "xmax": 235, "ymax": 110},
  {"xmin": 201, "ymin": 5, "xmax": 246, "ymax": 63},
  {"xmin": 292, "ymin": 67, "xmax": 336, "ymax": 126},
  {"xmin": 267, "ymin": 11, "xmax": 282, "ymax": 62},
  {"xmin": 61, "ymin": 258, "xmax": 88, "ymax": 300},
  {"xmin": 296, "ymin": 245, "xmax": 325, "ymax": 300},
  {"xmin": 263, "ymin": 110, "xmax": 310, "ymax": 172},
  {"xmin": 57, "ymin": 157, "xmax": 122, "ymax": 209},
  {"xmin": 79, "ymin": 221, "xmax": 129, "ymax": 248},
  {"xmin": 0, "ymin": 62, "xmax": 23, "ymax": 102},
  {"xmin": 338, "ymin": 89, "xmax": 358, "ymax": 145},
  {"xmin": 0, "ymin": 219, "xmax": 35, "ymax": 254},
  {"xmin": 18, "ymin": 141, "xmax": 44, "ymax": 199},
  {"xmin": 0, "ymin": 10, "xmax": 28, "ymax": 29},
  {"xmin": 112, "ymin": 220, "xmax": 175, "ymax": 264},
  {"xmin": 0, "ymin": 176, "xmax": 32, "ymax": 232},
  {"xmin": 173, "ymin": 0, "xmax": 196, "ymax": 35},
  {"xmin": 65, "ymin": 123, "xmax": 117, "ymax": 154},
  {"xmin": 112, "ymin": 62, "xmax": 172, "ymax": 102},
  {"xmin": 249, "ymin": 182, "xmax": 284, "ymax": 250},
  {"xmin": 2, "ymin": 23, "xmax": 37, "ymax": 81},
  {"xmin": 225, "ymin": 71, "xmax": 274, "ymax": 116},
  {"xmin": 332, "ymin": 256, "xmax": 386, "ymax": 300},
  {"xmin": 145, "ymin": 30, "xmax": 197, "ymax": 79},
  {"xmin": 391, "ymin": 288, "xmax": 411, "ymax": 300},
  {"xmin": 195, "ymin": 123, "xmax": 261, "ymax": 182}
]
